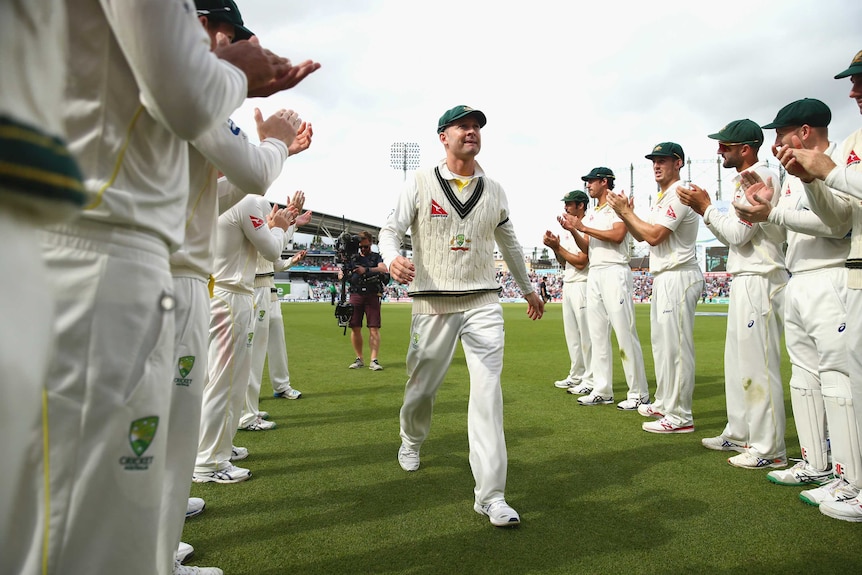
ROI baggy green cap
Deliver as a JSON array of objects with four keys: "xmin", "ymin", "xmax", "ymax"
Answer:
[
  {"xmin": 761, "ymin": 98, "xmax": 831, "ymax": 129},
  {"xmin": 561, "ymin": 190, "xmax": 589, "ymax": 204},
  {"xmin": 581, "ymin": 167, "xmax": 615, "ymax": 181},
  {"xmin": 645, "ymin": 142, "xmax": 685, "ymax": 163},
  {"xmin": 437, "ymin": 105, "xmax": 487, "ymax": 133},
  {"xmin": 707, "ymin": 119, "xmax": 763, "ymax": 145},
  {"xmin": 835, "ymin": 49, "xmax": 862, "ymax": 79}
]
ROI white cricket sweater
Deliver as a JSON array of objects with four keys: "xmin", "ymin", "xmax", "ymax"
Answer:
[{"xmin": 379, "ymin": 160, "xmax": 534, "ymax": 315}]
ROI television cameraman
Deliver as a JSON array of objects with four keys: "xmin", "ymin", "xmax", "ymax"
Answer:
[{"xmin": 346, "ymin": 231, "xmax": 389, "ymax": 370}]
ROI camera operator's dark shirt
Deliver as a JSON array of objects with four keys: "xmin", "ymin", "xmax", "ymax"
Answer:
[{"xmin": 349, "ymin": 251, "xmax": 386, "ymax": 294}]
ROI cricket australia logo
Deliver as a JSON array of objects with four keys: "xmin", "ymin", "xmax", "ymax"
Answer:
[
  {"xmin": 450, "ymin": 234, "xmax": 471, "ymax": 251},
  {"xmin": 410, "ymin": 332, "xmax": 420, "ymax": 350},
  {"xmin": 120, "ymin": 416, "xmax": 159, "ymax": 471},
  {"xmin": 258, "ymin": 309, "xmax": 266, "ymax": 322},
  {"xmin": 430, "ymin": 199, "xmax": 448, "ymax": 218},
  {"xmin": 247, "ymin": 332, "xmax": 254, "ymax": 347},
  {"xmin": 174, "ymin": 355, "xmax": 195, "ymax": 387}
]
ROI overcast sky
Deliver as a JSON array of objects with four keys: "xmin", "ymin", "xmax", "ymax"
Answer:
[{"xmin": 229, "ymin": 0, "xmax": 862, "ymax": 254}]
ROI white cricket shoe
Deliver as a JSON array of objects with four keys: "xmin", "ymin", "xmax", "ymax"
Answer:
[
  {"xmin": 185, "ymin": 497, "xmax": 205, "ymax": 519},
  {"xmin": 799, "ymin": 477, "xmax": 859, "ymax": 507},
  {"xmin": 230, "ymin": 445, "xmax": 249, "ymax": 461},
  {"xmin": 192, "ymin": 464, "xmax": 251, "ymax": 484},
  {"xmin": 397, "ymin": 444, "xmax": 420, "ymax": 472},
  {"xmin": 239, "ymin": 416, "xmax": 276, "ymax": 431},
  {"xmin": 474, "ymin": 500, "xmax": 521, "ymax": 527},
  {"xmin": 554, "ymin": 378, "xmax": 577, "ymax": 389},
  {"xmin": 577, "ymin": 392, "xmax": 613, "ymax": 406},
  {"xmin": 701, "ymin": 435, "xmax": 747, "ymax": 453},
  {"xmin": 820, "ymin": 496, "xmax": 862, "ymax": 522},
  {"xmin": 567, "ymin": 383, "xmax": 593, "ymax": 395},
  {"xmin": 727, "ymin": 452, "xmax": 786, "ymax": 469},
  {"xmin": 767, "ymin": 460, "xmax": 832, "ymax": 486},
  {"xmin": 257, "ymin": 411, "xmax": 270, "ymax": 419},
  {"xmin": 642, "ymin": 418, "xmax": 694, "ymax": 434},
  {"xmin": 174, "ymin": 559, "xmax": 223, "ymax": 575},
  {"xmin": 348, "ymin": 357, "xmax": 364, "ymax": 369},
  {"xmin": 369, "ymin": 359, "xmax": 384, "ymax": 371},
  {"xmin": 176, "ymin": 542, "xmax": 194, "ymax": 564},
  {"xmin": 617, "ymin": 397, "xmax": 648, "ymax": 411},
  {"xmin": 273, "ymin": 387, "xmax": 302, "ymax": 399},
  {"xmin": 637, "ymin": 403, "xmax": 663, "ymax": 418}
]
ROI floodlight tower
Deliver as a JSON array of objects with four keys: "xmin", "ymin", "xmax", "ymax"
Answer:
[{"xmin": 390, "ymin": 142, "xmax": 420, "ymax": 181}]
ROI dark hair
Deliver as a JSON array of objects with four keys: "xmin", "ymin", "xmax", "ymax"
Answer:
[{"xmin": 358, "ymin": 230, "xmax": 373, "ymax": 243}]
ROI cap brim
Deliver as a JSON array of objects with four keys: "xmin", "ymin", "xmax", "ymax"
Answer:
[
  {"xmin": 760, "ymin": 121, "xmax": 782, "ymax": 129},
  {"xmin": 233, "ymin": 25, "xmax": 254, "ymax": 42},
  {"xmin": 835, "ymin": 66, "xmax": 862, "ymax": 79}
]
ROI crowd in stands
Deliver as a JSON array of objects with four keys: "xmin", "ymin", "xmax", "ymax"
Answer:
[{"xmin": 285, "ymin": 269, "xmax": 729, "ymax": 304}]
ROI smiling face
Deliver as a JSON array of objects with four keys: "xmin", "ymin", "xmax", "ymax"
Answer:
[{"xmin": 439, "ymin": 115, "xmax": 482, "ymax": 162}]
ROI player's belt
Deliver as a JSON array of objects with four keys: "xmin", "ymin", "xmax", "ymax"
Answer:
[
  {"xmin": 846, "ymin": 259, "xmax": 862, "ymax": 269},
  {"xmin": 255, "ymin": 272, "xmax": 276, "ymax": 278},
  {"xmin": 270, "ymin": 288, "xmax": 278, "ymax": 293}
]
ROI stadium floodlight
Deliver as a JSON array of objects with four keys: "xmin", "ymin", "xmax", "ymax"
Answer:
[{"xmin": 390, "ymin": 142, "xmax": 420, "ymax": 181}]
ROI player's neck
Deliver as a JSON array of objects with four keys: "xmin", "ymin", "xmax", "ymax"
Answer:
[{"xmin": 447, "ymin": 157, "xmax": 476, "ymax": 178}]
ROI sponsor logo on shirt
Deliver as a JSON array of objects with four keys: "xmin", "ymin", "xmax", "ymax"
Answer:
[
  {"xmin": 249, "ymin": 215, "xmax": 265, "ymax": 229},
  {"xmin": 665, "ymin": 205, "xmax": 677, "ymax": 220},
  {"xmin": 228, "ymin": 119, "xmax": 241, "ymax": 136},
  {"xmin": 431, "ymin": 200, "xmax": 448, "ymax": 218},
  {"xmin": 848, "ymin": 150, "xmax": 861, "ymax": 167}
]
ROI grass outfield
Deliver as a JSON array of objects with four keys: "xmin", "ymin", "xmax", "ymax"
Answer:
[{"xmin": 184, "ymin": 302, "xmax": 860, "ymax": 575}]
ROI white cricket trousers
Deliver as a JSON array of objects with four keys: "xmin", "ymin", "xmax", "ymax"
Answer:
[
  {"xmin": 586, "ymin": 265, "xmax": 648, "ymax": 400},
  {"xmin": 41, "ymin": 220, "xmax": 174, "ymax": 575},
  {"xmin": 158, "ymin": 276, "xmax": 210, "ymax": 575},
  {"xmin": 784, "ymin": 268, "xmax": 853, "ymax": 474},
  {"xmin": 242, "ymin": 285, "xmax": 273, "ymax": 428},
  {"xmin": 846, "ymin": 286, "xmax": 862, "ymax": 486},
  {"xmin": 0, "ymin": 209, "xmax": 53, "ymax": 575},
  {"xmin": 399, "ymin": 303, "xmax": 508, "ymax": 506},
  {"xmin": 561, "ymin": 281, "xmax": 592, "ymax": 385},
  {"xmin": 196, "ymin": 288, "xmax": 254, "ymax": 473},
  {"xmin": 650, "ymin": 267, "xmax": 704, "ymax": 427},
  {"xmin": 721, "ymin": 270, "xmax": 787, "ymax": 459},
  {"xmin": 267, "ymin": 297, "xmax": 293, "ymax": 393}
]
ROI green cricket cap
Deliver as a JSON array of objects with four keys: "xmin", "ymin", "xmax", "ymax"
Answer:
[
  {"xmin": 645, "ymin": 142, "xmax": 685, "ymax": 163},
  {"xmin": 195, "ymin": 0, "xmax": 254, "ymax": 42},
  {"xmin": 437, "ymin": 105, "xmax": 487, "ymax": 133},
  {"xmin": 835, "ymin": 49, "xmax": 862, "ymax": 79},
  {"xmin": 761, "ymin": 98, "xmax": 831, "ymax": 129},
  {"xmin": 561, "ymin": 190, "xmax": 589, "ymax": 204},
  {"xmin": 581, "ymin": 167, "xmax": 615, "ymax": 181},
  {"xmin": 707, "ymin": 119, "xmax": 763, "ymax": 145}
]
